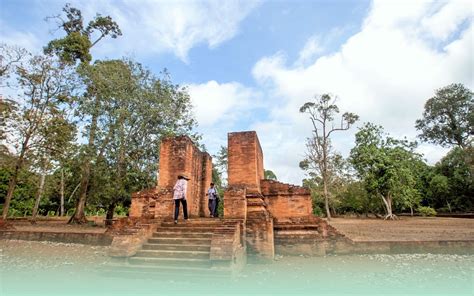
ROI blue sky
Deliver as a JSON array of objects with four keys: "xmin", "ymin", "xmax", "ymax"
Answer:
[{"xmin": 1, "ymin": 0, "xmax": 473, "ymax": 184}]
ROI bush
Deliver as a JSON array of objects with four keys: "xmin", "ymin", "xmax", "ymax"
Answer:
[
  {"xmin": 418, "ymin": 206, "xmax": 437, "ymax": 217},
  {"xmin": 114, "ymin": 204, "xmax": 129, "ymax": 216},
  {"xmin": 313, "ymin": 205, "xmax": 323, "ymax": 217}
]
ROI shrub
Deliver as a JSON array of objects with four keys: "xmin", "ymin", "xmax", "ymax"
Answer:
[
  {"xmin": 418, "ymin": 206, "xmax": 437, "ymax": 217},
  {"xmin": 313, "ymin": 205, "xmax": 324, "ymax": 217}
]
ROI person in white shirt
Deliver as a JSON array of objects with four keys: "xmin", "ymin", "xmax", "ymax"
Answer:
[
  {"xmin": 173, "ymin": 174, "xmax": 189, "ymax": 224},
  {"xmin": 206, "ymin": 182, "xmax": 219, "ymax": 218}
]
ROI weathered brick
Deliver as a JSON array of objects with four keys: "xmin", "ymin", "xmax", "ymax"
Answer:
[{"xmin": 131, "ymin": 135, "xmax": 212, "ymax": 219}]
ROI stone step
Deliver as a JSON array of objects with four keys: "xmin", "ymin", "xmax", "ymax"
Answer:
[
  {"xmin": 160, "ymin": 221, "xmax": 223, "ymax": 227},
  {"xmin": 152, "ymin": 232, "xmax": 213, "ymax": 238},
  {"xmin": 142, "ymin": 243, "xmax": 211, "ymax": 252},
  {"xmin": 128, "ymin": 256, "xmax": 212, "ymax": 268},
  {"xmin": 148, "ymin": 237, "xmax": 211, "ymax": 245},
  {"xmin": 156, "ymin": 226, "xmax": 218, "ymax": 232},
  {"xmin": 135, "ymin": 249, "xmax": 210, "ymax": 259},
  {"xmin": 274, "ymin": 224, "xmax": 320, "ymax": 230}
]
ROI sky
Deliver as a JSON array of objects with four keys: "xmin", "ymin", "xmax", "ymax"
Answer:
[{"xmin": 1, "ymin": 0, "xmax": 473, "ymax": 185}]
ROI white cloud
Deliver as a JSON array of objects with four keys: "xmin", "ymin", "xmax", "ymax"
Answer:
[
  {"xmin": 296, "ymin": 35, "xmax": 323, "ymax": 65},
  {"xmin": 251, "ymin": 0, "xmax": 473, "ymax": 184},
  {"xmin": 421, "ymin": 0, "xmax": 473, "ymax": 40},
  {"xmin": 75, "ymin": 0, "xmax": 261, "ymax": 62},
  {"xmin": 2, "ymin": 0, "xmax": 260, "ymax": 62},
  {"xmin": 186, "ymin": 79, "xmax": 262, "ymax": 158},
  {"xmin": 0, "ymin": 20, "xmax": 42, "ymax": 53},
  {"xmin": 187, "ymin": 80, "xmax": 257, "ymax": 127}
]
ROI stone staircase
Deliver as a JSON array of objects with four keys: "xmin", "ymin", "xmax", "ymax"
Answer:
[
  {"xmin": 103, "ymin": 218, "xmax": 234, "ymax": 278},
  {"xmin": 273, "ymin": 217, "xmax": 348, "ymax": 256}
]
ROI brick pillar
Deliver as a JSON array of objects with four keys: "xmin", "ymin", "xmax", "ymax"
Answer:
[
  {"xmin": 227, "ymin": 131, "xmax": 264, "ymax": 194},
  {"xmin": 227, "ymin": 131, "xmax": 274, "ymax": 260},
  {"xmin": 224, "ymin": 186, "xmax": 247, "ymax": 220},
  {"xmin": 200, "ymin": 153, "xmax": 213, "ymax": 217}
]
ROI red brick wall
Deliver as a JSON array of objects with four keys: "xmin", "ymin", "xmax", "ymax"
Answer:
[
  {"xmin": 131, "ymin": 135, "xmax": 212, "ymax": 218},
  {"xmin": 200, "ymin": 153, "xmax": 213, "ymax": 216},
  {"xmin": 223, "ymin": 186, "xmax": 247, "ymax": 219},
  {"xmin": 261, "ymin": 180, "xmax": 313, "ymax": 219},
  {"xmin": 228, "ymin": 131, "xmax": 264, "ymax": 194}
]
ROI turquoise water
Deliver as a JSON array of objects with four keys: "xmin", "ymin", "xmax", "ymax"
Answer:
[{"xmin": 1, "ymin": 243, "xmax": 473, "ymax": 296}]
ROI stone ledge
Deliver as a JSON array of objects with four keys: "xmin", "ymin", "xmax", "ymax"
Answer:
[{"xmin": 0, "ymin": 230, "xmax": 113, "ymax": 246}]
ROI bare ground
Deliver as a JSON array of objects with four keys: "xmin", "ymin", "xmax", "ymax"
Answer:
[
  {"xmin": 0, "ymin": 240, "xmax": 110, "ymax": 271},
  {"xmin": 328, "ymin": 217, "xmax": 474, "ymax": 242}
]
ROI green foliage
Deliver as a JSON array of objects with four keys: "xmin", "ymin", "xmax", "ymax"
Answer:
[
  {"xmin": 74, "ymin": 59, "xmax": 197, "ymax": 219},
  {"xmin": 416, "ymin": 83, "xmax": 473, "ymax": 148},
  {"xmin": 44, "ymin": 4, "xmax": 121, "ymax": 65},
  {"xmin": 312, "ymin": 204, "xmax": 324, "ymax": 216},
  {"xmin": 212, "ymin": 145, "xmax": 228, "ymax": 186},
  {"xmin": 433, "ymin": 147, "xmax": 473, "ymax": 211},
  {"xmin": 264, "ymin": 170, "xmax": 277, "ymax": 180},
  {"xmin": 418, "ymin": 206, "xmax": 437, "ymax": 217},
  {"xmin": 114, "ymin": 204, "xmax": 128, "ymax": 216},
  {"xmin": 45, "ymin": 32, "xmax": 92, "ymax": 64},
  {"xmin": 350, "ymin": 123, "xmax": 424, "ymax": 218}
]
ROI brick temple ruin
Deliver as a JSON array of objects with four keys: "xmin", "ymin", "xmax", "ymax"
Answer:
[{"xmin": 120, "ymin": 131, "xmax": 344, "ymax": 264}]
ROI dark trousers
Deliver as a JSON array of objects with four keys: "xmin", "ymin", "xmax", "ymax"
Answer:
[
  {"xmin": 208, "ymin": 199, "xmax": 217, "ymax": 217},
  {"xmin": 174, "ymin": 199, "xmax": 188, "ymax": 220}
]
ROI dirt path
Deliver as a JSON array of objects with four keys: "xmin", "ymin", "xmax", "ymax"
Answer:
[{"xmin": 328, "ymin": 217, "xmax": 474, "ymax": 242}]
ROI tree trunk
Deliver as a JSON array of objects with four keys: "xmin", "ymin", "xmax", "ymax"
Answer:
[
  {"xmin": 410, "ymin": 205, "xmax": 414, "ymax": 216},
  {"xmin": 31, "ymin": 171, "xmax": 46, "ymax": 222},
  {"xmin": 381, "ymin": 194, "xmax": 397, "ymax": 220},
  {"xmin": 60, "ymin": 169, "xmax": 65, "ymax": 217},
  {"xmin": 105, "ymin": 203, "xmax": 115, "ymax": 226},
  {"xmin": 322, "ymin": 129, "xmax": 331, "ymax": 221},
  {"xmin": 2, "ymin": 143, "xmax": 28, "ymax": 220},
  {"xmin": 2, "ymin": 173, "xmax": 19, "ymax": 220},
  {"xmin": 323, "ymin": 180, "xmax": 331, "ymax": 220},
  {"xmin": 69, "ymin": 100, "xmax": 99, "ymax": 224},
  {"xmin": 68, "ymin": 161, "xmax": 91, "ymax": 224}
]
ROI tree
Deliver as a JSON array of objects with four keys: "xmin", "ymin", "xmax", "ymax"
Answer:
[
  {"xmin": 212, "ymin": 145, "xmax": 228, "ymax": 186},
  {"xmin": 426, "ymin": 174, "xmax": 450, "ymax": 211},
  {"xmin": 434, "ymin": 147, "xmax": 473, "ymax": 212},
  {"xmin": 0, "ymin": 44, "xmax": 28, "ymax": 86},
  {"xmin": 1, "ymin": 48, "xmax": 77, "ymax": 220},
  {"xmin": 30, "ymin": 115, "xmax": 75, "ymax": 222},
  {"xmin": 299, "ymin": 94, "xmax": 359, "ymax": 220},
  {"xmin": 416, "ymin": 83, "xmax": 473, "ymax": 149},
  {"xmin": 44, "ymin": 4, "xmax": 121, "ymax": 65},
  {"xmin": 350, "ymin": 123, "xmax": 423, "ymax": 220},
  {"xmin": 44, "ymin": 4, "xmax": 122, "ymax": 223},
  {"xmin": 75, "ymin": 59, "xmax": 197, "ymax": 222}
]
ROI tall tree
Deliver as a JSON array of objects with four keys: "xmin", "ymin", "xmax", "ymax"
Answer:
[
  {"xmin": 44, "ymin": 4, "xmax": 122, "ymax": 65},
  {"xmin": 45, "ymin": 4, "xmax": 122, "ymax": 223},
  {"xmin": 299, "ymin": 94, "xmax": 358, "ymax": 220},
  {"xmin": 433, "ymin": 147, "xmax": 473, "ymax": 212},
  {"xmin": 350, "ymin": 123, "xmax": 423, "ymax": 220},
  {"xmin": 30, "ymin": 115, "xmax": 75, "ymax": 222},
  {"xmin": 415, "ymin": 83, "xmax": 473, "ymax": 149},
  {"xmin": 0, "ymin": 48, "xmax": 77, "ymax": 219},
  {"xmin": 78, "ymin": 59, "xmax": 197, "ymax": 221}
]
